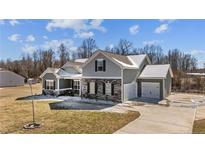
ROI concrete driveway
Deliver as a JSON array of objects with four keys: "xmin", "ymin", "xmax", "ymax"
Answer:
[
  {"xmin": 114, "ymin": 104, "xmax": 195, "ymax": 133},
  {"xmin": 103, "ymin": 93, "xmax": 203, "ymax": 134}
]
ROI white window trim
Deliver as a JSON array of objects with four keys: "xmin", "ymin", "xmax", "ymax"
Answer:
[
  {"xmin": 105, "ymin": 82, "xmax": 111, "ymax": 96},
  {"xmin": 90, "ymin": 82, "xmax": 95, "ymax": 94},
  {"xmin": 97, "ymin": 59, "xmax": 104, "ymax": 71},
  {"xmin": 46, "ymin": 80, "xmax": 54, "ymax": 90},
  {"xmin": 73, "ymin": 80, "xmax": 80, "ymax": 90}
]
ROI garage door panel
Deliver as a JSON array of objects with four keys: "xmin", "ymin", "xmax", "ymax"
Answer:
[{"xmin": 142, "ymin": 82, "xmax": 160, "ymax": 99}]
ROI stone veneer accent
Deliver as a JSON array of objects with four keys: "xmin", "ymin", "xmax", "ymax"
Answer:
[{"xmin": 81, "ymin": 79, "xmax": 121, "ymax": 103}]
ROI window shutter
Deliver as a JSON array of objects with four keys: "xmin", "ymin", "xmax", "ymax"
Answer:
[
  {"xmin": 87, "ymin": 82, "xmax": 90, "ymax": 93},
  {"xmin": 103, "ymin": 60, "xmax": 106, "ymax": 71},
  {"xmin": 53, "ymin": 80, "xmax": 55, "ymax": 90},
  {"xmin": 111, "ymin": 83, "xmax": 114, "ymax": 95},
  {"xmin": 95, "ymin": 60, "xmax": 97, "ymax": 72},
  {"xmin": 103, "ymin": 82, "xmax": 106, "ymax": 95},
  {"xmin": 95, "ymin": 82, "xmax": 98, "ymax": 94}
]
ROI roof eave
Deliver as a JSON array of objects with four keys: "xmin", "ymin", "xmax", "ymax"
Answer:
[{"xmin": 138, "ymin": 76, "xmax": 165, "ymax": 80}]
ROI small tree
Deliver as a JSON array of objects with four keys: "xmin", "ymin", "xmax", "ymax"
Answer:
[{"xmin": 23, "ymin": 79, "xmax": 40, "ymax": 129}]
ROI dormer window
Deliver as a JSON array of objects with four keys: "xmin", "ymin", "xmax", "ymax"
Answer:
[{"xmin": 95, "ymin": 59, "xmax": 106, "ymax": 72}]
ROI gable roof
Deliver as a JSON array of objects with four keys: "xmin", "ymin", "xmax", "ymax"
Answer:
[
  {"xmin": 62, "ymin": 61, "xmax": 84, "ymax": 68},
  {"xmin": 102, "ymin": 51, "xmax": 133, "ymax": 65},
  {"xmin": 82, "ymin": 49, "xmax": 150, "ymax": 69},
  {"xmin": 56, "ymin": 68, "xmax": 82, "ymax": 79},
  {"xmin": 74, "ymin": 58, "xmax": 88, "ymax": 63},
  {"xmin": 39, "ymin": 67, "xmax": 59, "ymax": 78},
  {"xmin": 128, "ymin": 54, "xmax": 151, "ymax": 68},
  {"xmin": 138, "ymin": 64, "xmax": 173, "ymax": 79}
]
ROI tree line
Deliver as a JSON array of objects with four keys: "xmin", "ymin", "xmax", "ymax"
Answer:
[{"xmin": 0, "ymin": 38, "xmax": 199, "ymax": 80}]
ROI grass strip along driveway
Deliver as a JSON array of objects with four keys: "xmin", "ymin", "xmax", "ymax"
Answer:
[
  {"xmin": 193, "ymin": 119, "xmax": 205, "ymax": 133},
  {"xmin": 0, "ymin": 84, "xmax": 139, "ymax": 134}
]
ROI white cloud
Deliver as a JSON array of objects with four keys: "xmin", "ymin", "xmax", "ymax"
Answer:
[
  {"xmin": 8, "ymin": 34, "xmax": 21, "ymax": 42},
  {"xmin": 43, "ymin": 35, "xmax": 48, "ymax": 39},
  {"xmin": 109, "ymin": 44, "xmax": 114, "ymax": 49},
  {"xmin": 129, "ymin": 25, "xmax": 139, "ymax": 35},
  {"xmin": 191, "ymin": 50, "xmax": 205, "ymax": 56},
  {"xmin": 26, "ymin": 34, "xmax": 35, "ymax": 42},
  {"xmin": 89, "ymin": 19, "xmax": 106, "ymax": 32},
  {"xmin": 197, "ymin": 60, "xmax": 205, "ymax": 68},
  {"xmin": 21, "ymin": 38, "xmax": 78, "ymax": 54},
  {"xmin": 46, "ymin": 19, "xmax": 106, "ymax": 38},
  {"xmin": 154, "ymin": 19, "xmax": 176, "ymax": 34},
  {"xmin": 22, "ymin": 44, "xmax": 38, "ymax": 54},
  {"xmin": 74, "ymin": 31, "xmax": 94, "ymax": 39},
  {"xmin": 143, "ymin": 40, "xmax": 163, "ymax": 46},
  {"xmin": 42, "ymin": 39, "xmax": 77, "ymax": 52},
  {"xmin": 0, "ymin": 20, "xmax": 5, "ymax": 25},
  {"xmin": 159, "ymin": 19, "xmax": 176, "ymax": 23},
  {"xmin": 154, "ymin": 24, "xmax": 168, "ymax": 33},
  {"xmin": 46, "ymin": 19, "xmax": 86, "ymax": 32},
  {"xmin": 9, "ymin": 19, "xmax": 20, "ymax": 26}
]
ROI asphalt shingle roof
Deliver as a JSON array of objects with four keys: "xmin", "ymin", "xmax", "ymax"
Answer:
[{"xmin": 138, "ymin": 64, "xmax": 172, "ymax": 78}]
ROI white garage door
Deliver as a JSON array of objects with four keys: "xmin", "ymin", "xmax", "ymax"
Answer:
[{"xmin": 141, "ymin": 82, "xmax": 160, "ymax": 99}]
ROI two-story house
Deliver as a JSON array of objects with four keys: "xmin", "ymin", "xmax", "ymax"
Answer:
[{"xmin": 40, "ymin": 50, "xmax": 173, "ymax": 103}]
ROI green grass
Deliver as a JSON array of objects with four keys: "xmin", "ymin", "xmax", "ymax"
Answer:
[
  {"xmin": 193, "ymin": 119, "xmax": 205, "ymax": 134},
  {"xmin": 0, "ymin": 84, "xmax": 140, "ymax": 134}
]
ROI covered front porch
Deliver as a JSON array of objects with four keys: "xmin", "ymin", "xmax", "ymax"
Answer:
[
  {"xmin": 58, "ymin": 78, "xmax": 81, "ymax": 96},
  {"xmin": 43, "ymin": 78, "xmax": 81, "ymax": 96}
]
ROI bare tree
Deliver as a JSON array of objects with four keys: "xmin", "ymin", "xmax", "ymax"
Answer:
[
  {"xmin": 114, "ymin": 39, "xmax": 133, "ymax": 55},
  {"xmin": 40, "ymin": 49, "xmax": 55, "ymax": 71},
  {"xmin": 104, "ymin": 45, "xmax": 115, "ymax": 53},
  {"xmin": 77, "ymin": 38, "xmax": 97, "ymax": 58},
  {"xmin": 133, "ymin": 45, "xmax": 164, "ymax": 64},
  {"xmin": 58, "ymin": 43, "xmax": 70, "ymax": 66}
]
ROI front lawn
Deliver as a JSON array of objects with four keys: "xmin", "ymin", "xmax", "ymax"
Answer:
[
  {"xmin": 193, "ymin": 119, "xmax": 205, "ymax": 134},
  {"xmin": 0, "ymin": 84, "xmax": 140, "ymax": 134}
]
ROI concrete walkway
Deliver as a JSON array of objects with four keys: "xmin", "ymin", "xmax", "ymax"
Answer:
[{"xmin": 114, "ymin": 103, "xmax": 195, "ymax": 133}]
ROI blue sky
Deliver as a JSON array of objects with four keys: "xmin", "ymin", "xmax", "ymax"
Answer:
[{"xmin": 0, "ymin": 19, "xmax": 204, "ymax": 68}]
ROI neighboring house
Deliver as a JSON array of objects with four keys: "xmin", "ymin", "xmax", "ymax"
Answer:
[
  {"xmin": 40, "ymin": 50, "xmax": 173, "ymax": 102},
  {"xmin": 40, "ymin": 59, "xmax": 87, "ymax": 96},
  {"xmin": 0, "ymin": 69, "xmax": 25, "ymax": 87}
]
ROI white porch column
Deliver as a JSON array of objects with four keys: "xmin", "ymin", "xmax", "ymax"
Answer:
[
  {"xmin": 57, "ymin": 78, "xmax": 60, "ymax": 95},
  {"xmin": 79, "ymin": 79, "xmax": 82, "ymax": 96}
]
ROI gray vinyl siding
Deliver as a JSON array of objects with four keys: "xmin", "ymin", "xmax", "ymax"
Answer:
[
  {"xmin": 42, "ymin": 73, "xmax": 57, "ymax": 89},
  {"xmin": 83, "ymin": 53, "xmax": 121, "ymax": 77},
  {"xmin": 59, "ymin": 79, "xmax": 72, "ymax": 89},
  {"xmin": 123, "ymin": 57, "xmax": 149, "ymax": 84},
  {"xmin": 123, "ymin": 69, "xmax": 138, "ymax": 84},
  {"xmin": 137, "ymin": 79, "xmax": 163, "ymax": 100},
  {"xmin": 164, "ymin": 72, "xmax": 172, "ymax": 97},
  {"xmin": 136, "ymin": 58, "xmax": 149, "ymax": 78}
]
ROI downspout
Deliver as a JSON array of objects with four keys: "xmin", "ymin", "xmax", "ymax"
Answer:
[
  {"xmin": 57, "ymin": 77, "xmax": 60, "ymax": 95},
  {"xmin": 163, "ymin": 78, "xmax": 165, "ymax": 99},
  {"xmin": 121, "ymin": 68, "xmax": 124, "ymax": 103}
]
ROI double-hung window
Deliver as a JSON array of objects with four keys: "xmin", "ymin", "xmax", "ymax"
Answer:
[
  {"xmin": 97, "ymin": 59, "xmax": 103, "ymax": 71},
  {"xmin": 95, "ymin": 59, "xmax": 106, "ymax": 72},
  {"xmin": 46, "ymin": 80, "xmax": 54, "ymax": 90},
  {"xmin": 73, "ymin": 80, "xmax": 80, "ymax": 90}
]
